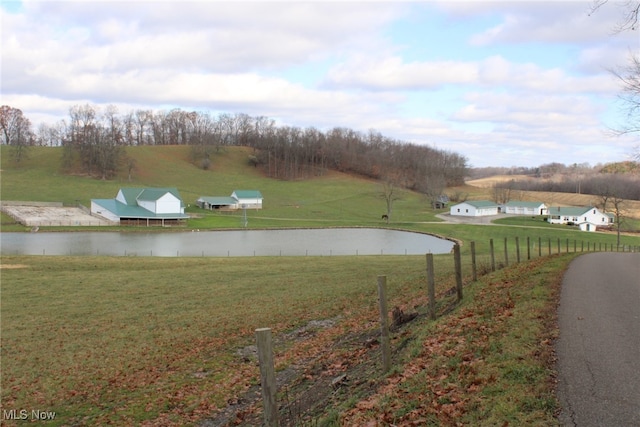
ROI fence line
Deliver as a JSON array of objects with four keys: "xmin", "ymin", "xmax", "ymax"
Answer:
[{"xmin": 251, "ymin": 235, "xmax": 638, "ymax": 423}]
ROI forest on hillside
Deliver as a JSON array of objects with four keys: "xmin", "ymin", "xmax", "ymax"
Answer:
[
  {"xmin": 472, "ymin": 161, "xmax": 640, "ymax": 201},
  {"xmin": 0, "ymin": 105, "xmax": 467, "ymax": 195},
  {"xmin": 493, "ymin": 173, "xmax": 640, "ymax": 201}
]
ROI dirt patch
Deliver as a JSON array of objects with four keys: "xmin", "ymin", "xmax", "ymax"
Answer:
[
  {"xmin": 199, "ymin": 315, "xmax": 419, "ymax": 427},
  {"xmin": 199, "ymin": 318, "xmax": 373, "ymax": 426},
  {"xmin": 1, "ymin": 204, "xmax": 114, "ymax": 227},
  {"xmin": 0, "ymin": 264, "xmax": 28, "ymax": 269}
]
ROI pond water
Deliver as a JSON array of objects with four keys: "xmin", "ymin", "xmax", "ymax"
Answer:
[{"xmin": 0, "ymin": 228, "xmax": 454, "ymax": 257}]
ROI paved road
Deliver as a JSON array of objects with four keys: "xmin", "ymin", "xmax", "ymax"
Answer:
[{"xmin": 556, "ymin": 252, "xmax": 640, "ymax": 426}]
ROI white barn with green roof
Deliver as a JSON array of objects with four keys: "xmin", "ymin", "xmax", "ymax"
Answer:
[
  {"xmin": 450, "ymin": 200, "xmax": 500, "ymax": 217},
  {"xmin": 231, "ymin": 190, "xmax": 263, "ymax": 209},
  {"xmin": 91, "ymin": 188, "xmax": 189, "ymax": 226},
  {"xmin": 197, "ymin": 190, "xmax": 263, "ymax": 210},
  {"xmin": 547, "ymin": 206, "xmax": 613, "ymax": 232}
]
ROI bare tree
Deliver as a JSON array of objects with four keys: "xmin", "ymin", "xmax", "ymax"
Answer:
[
  {"xmin": 492, "ymin": 180, "xmax": 514, "ymax": 204},
  {"xmin": 610, "ymin": 54, "xmax": 640, "ymax": 137},
  {"xmin": 419, "ymin": 174, "xmax": 446, "ymax": 208},
  {"xmin": 67, "ymin": 104, "xmax": 98, "ymax": 174},
  {"xmin": 0, "ymin": 105, "xmax": 34, "ymax": 162},
  {"xmin": 591, "ymin": 1, "xmax": 640, "ymax": 145},
  {"xmin": 36, "ymin": 122, "xmax": 63, "ymax": 146},
  {"xmin": 380, "ymin": 178, "xmax": 401, "ymax": 224},
  {"xmin": 134, "ymin": 110, "xmax": 153, "ymax": 145},
  {"xmin": 590, "ymin": 0, "xmax": 640, "ymax": 32},
  {"xmin": 611, "ymin": 195, "xmax": 626, "ymax": 247},
  {"xmin": 126, "ymin": 156, "xmax": 136, "ymax": 182},
  {"xmin": 97, "ymin": 106, "xmax": 124, "ymax": 179}
]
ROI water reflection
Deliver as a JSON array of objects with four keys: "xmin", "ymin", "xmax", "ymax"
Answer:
[{"xmin": 0, "ymin": 228, "xmax": 454, "ymax": 257}]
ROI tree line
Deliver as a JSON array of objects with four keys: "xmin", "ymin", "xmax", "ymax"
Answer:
[
  {"xmin": 494, "ymin": 174, "xmax": 640, "ymax": 201},
  {"xmin": 0, "ymin": 104, "xmax": 468, "ymax": 188}
]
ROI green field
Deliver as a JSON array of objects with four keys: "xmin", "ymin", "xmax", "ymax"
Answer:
[
  {"xmin": 2, "ymin": 248, "xmax": 602, "ymax": 426},
  {"xmin": 2, "ymin": 145, "xmax": 640, "ymax": 425}
]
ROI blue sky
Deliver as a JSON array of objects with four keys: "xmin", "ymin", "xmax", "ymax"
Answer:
[{"xmin": 1, "ymin": 0, "xmax": 638, "ymax": 167}]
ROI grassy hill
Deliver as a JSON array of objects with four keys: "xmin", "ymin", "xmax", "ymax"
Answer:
[
  {"xmin": 3, "ymin": 144, "xmax": 639, "ymax": 231},
  {"xmin": 1, "ymin": 145, "xmax": 441, "ymax": 227}
]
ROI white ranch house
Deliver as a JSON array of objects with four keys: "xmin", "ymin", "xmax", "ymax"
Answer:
[
  {"xmin": 449, "ymin": 201, "xmax": 500, "ymax": 217},
  {"xmin": 547, "ymin": 206, "xmax": 614, "ymax": 232},
  {"xmin": 197, "ymin": 190, "xmax": 263, "ymax": 210},
  {"xmin": 91, "ymin": 187, "xmax": 189, "ymax": 226}
]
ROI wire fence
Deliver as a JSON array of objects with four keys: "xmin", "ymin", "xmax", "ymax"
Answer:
[{"xmin": 253, "ymin": 236, "xmax": 639, "ymax": 426}]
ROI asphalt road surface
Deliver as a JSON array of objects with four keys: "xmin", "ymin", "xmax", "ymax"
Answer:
[{"xmin": 556, "ymin": 252, "xmax": 640, "ymax": 426}]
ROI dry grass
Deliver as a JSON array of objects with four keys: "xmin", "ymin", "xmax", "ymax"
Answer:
[{"xmin": 466, "ymin": 175, "xmax": 534, "ymax": 188}]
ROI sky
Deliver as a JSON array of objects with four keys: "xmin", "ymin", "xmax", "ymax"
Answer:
[{"xmin": 1, "ymin": 0, "xmax": 638, "ymax": 168}]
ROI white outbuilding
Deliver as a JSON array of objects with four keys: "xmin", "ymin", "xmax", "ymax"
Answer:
[
  {"xmin": 450, "ymin": 200, "xmax": 500, "ymax": 217},
  {"xmin": 503, "ymin": 201, "xmax": 548, "ymax": 215}
]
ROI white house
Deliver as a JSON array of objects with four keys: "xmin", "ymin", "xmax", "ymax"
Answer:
[
  {"xmin": 92, "ymin": 187, "xmax": 188, "ymax": 226},
  {"xmin": 503, "ymin": 201, "xmax": 548, "ymax": 215},
  {"xmin": 450, "ymin": 200, "xmax": 500, "ymax": 217},
  {"xmin": 547, "ymin": 206, "xmax": 614, "ymax": 232}
]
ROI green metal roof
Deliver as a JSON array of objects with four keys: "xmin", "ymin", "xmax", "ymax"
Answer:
[
  {"xmin": 548, "ymin": 206, "xmax": 594, "ymax": 216},
  {"xmin": 119, "ymin": 187, "xmax": 183, "ymax": 204},
  {"xmin": 504, "ymin": 201, "xmax": 546, "ymax": 207},
  {"xmin": 232, "ymin": 190, "xmax": 263, "ymax": 199},
  {"xmin": 92, "ymin": 199, "xmax": 188, "ymax": 219}
]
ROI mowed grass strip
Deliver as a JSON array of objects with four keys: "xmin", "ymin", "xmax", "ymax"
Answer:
[{"xmin": 1, "ymin": 254, "xmax": 448, "ymax": 426}]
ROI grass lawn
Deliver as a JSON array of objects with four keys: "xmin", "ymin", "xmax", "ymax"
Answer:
[
  {"xmin": 1, "ymin": 254, "xmax": 451, "ymax": 426},
  {"xmin": 1, "ymin": 249, "xmax": 586, "ymax": 426}
]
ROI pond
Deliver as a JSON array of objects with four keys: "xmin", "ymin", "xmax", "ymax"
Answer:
[{"xmin": 0, "ymin": 228, "xmax": 454, "ymax": 257}]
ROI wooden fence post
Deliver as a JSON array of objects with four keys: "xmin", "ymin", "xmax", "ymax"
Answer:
[
  {"xmin": 527, "ymin": 236, "xmax": 531, "ymax": 260},
  {"xmin": 557, "ymin": 238, "xmax": 561, "ymax": 254},
  {"xmin": 504, "ymin": 238, "xmax": 509, "ymax": 267},
  {"xmin": 377, "ymin": 276, "xmax": 391, "ymax": 373},
  {"xmin": 539, "ymin": 237, "xmax": 542, "ymax": 257},
  {"xmin": 454, "ymin": 244, "xmax": 463, "ymax": 301},
  {"xmin": 426, "ymin": 254, "xmax": 436, "ymax": 320},
  {"xmin": 515, "ymin": 237, "xmax": 521, "ymax": 263},
  {"xmin": 255, "ymin": 328, "xmax": 279, "ymax": 427},
  {"xmin": 548, "ymin": 238, "xmax": 552, "ymax": 255},
  {"xmin": 490, "ymin": 239, "xmax": 496, "ymax": 272},
  {"xmin": 470, "ymin": 241, "xmax": 477, "ymax": 282}
]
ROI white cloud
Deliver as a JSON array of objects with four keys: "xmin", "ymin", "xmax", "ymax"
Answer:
[
  {"xmin": 1, "ymin": 1, "xmax": 636, "ymax": 168},
  {"xmin": 323, "ymin": 53, "xmax": 617, "ymax": 96},
  {"xmin": 324, "ymin": 55, "xmax": 479, "ymax": 90}
]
